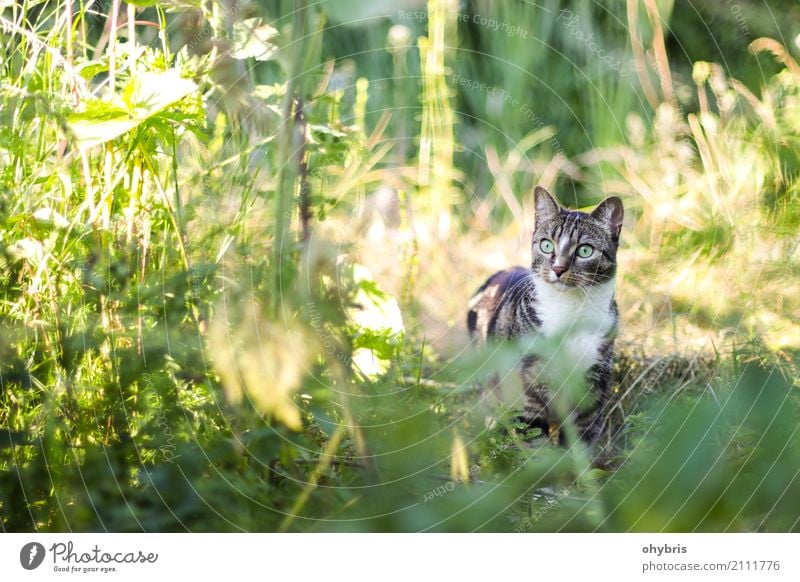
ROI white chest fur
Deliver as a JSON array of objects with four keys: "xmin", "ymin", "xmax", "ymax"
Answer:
[{"xmin": 532, "ymin": 277, "xmax": 616, "ymax": 373}]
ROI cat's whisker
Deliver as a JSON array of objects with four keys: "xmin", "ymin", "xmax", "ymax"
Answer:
[{"xmin": 468, "ymin": 187, "xmax": 623, "ymax": 445}]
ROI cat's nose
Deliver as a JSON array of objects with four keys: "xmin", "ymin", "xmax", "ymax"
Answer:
[{"xmin": 552, "ymin": 266, "xmax": 567, "ymax": 278}]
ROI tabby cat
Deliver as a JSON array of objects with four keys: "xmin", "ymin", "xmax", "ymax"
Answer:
[{"xmin": 467, "ymin": 186, "xmax": 624, "ymax": 444}]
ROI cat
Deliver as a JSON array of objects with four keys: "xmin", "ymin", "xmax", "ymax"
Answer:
[{"xmin": 467, "ymin": 186, "xmax": 623, "ymax": 444}]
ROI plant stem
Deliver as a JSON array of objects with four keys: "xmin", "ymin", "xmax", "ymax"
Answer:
[
  {"xmin": 296, "ymin": 97, "xmax": 310, "ymax": 243},
  {"xmin": 278, "ymin": 425, "xmax": 345, "ymax": 532},
  {"xmin": 271, "ymin": 0, "xmax": 308, "ymax": 317},
  {"xmin": 127, "ymin": 3, "xmax": 135, "ymax": 74},
  {"xmin": 418, "ymin": 0, "xmax": 457, "ymax": 238},
  {"xmin": 108, "ymin": 0, "xmax": 119, "ymax": 96},
  {"xmin": 65, "ymin": 0, "xmax": 77, "ymax": 106}
]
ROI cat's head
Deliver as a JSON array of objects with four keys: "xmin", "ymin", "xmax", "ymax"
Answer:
[{"xmin": 531, "ymin": 186, "xmax": 623, "ymax": 290}]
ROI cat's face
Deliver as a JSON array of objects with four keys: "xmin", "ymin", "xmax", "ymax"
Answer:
[{"xmin": 531, "ymin": 187, "xmax": 623, "ymax": 290}]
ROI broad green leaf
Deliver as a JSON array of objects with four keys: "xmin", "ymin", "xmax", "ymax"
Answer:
[
  {"xmin": 68, "ymin": 70, "xmax": 197, "ymax": 148},
  {"xmin": 76, "ymin": 61, "xmax": 109, "ymax": 81}
]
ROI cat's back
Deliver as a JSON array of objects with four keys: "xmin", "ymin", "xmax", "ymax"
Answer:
[{"xmin": 467, "ymin": 266, "xmax": 539, "ymax": 341}]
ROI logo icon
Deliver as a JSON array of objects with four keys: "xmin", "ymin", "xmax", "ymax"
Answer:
[{"xmin": 20, "ymin": 542, "xmax": 46, "ymax": 570}]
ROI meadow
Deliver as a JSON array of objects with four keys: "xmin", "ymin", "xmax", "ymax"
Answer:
[{"xmin": 1, "ymin": 0, "xmax": 799, "ymax": 532}]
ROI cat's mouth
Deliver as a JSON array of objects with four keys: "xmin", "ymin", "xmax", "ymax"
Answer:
[
  {"xmin": 534, "ymin": 269, "xmax": 585, "ymax": 289},
  {"xmin": 548, "ymin": 278, "xmax": 574, "ymax": 289},
  {"xmin": 542, "ymin": 272, "xmax": 575, "ymax": 287},
  {"xmin": 541, "ymin": 271, "xmax": 587, "ymax": 290}
]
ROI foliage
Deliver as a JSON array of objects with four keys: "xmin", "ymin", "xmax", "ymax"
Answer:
[{"xmin": 1, "ymin": 0, "xmax": 799, "ymax": 532}]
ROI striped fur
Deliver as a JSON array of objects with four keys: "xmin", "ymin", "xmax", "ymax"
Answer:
[{"xmin": 467, "ymin": 187, "xmax": 623, "ymax": 443}]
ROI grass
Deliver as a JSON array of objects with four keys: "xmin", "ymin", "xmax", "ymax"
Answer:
[{"xmin": 0, "ymin": 0, "xmax": 799, "ymax": 532}]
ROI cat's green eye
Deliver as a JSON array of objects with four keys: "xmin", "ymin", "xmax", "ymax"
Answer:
[
  {"xmin": 539, "ymin": 239, "xmax": 554, "ymax": 254},
  {"xmin": 576, "ymin": 244, "xmax": 594, "ymax": 258}
]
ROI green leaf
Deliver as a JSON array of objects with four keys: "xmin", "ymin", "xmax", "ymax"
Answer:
[
  {"xmin": 76, "ymin": 61, "xmax": 108, "ymax": 81},
  {"xmin": 67, "ymin": 70, "xmax": 198, "ymax": 148}
]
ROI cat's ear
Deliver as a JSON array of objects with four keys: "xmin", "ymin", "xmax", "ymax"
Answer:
[
  {"xmin": 534, "ymin": 186, "xmax": 560, "ymax": 225},
  {"xmin": 591, "ymin": 196, "xmax": 624, "ymax": 238}
]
